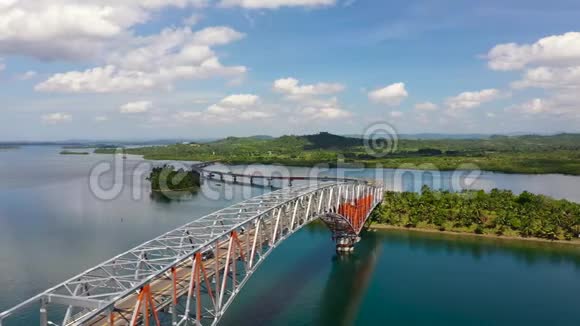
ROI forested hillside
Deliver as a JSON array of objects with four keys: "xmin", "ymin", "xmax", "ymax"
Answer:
[{"xmin": 94, "ymin": 132, "xmax": 580, "ymax": 175}]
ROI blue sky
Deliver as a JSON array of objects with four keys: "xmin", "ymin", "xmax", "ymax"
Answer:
[{"xmin": 1, "ymin": 0, "xmax": 580, "ymax": 140}]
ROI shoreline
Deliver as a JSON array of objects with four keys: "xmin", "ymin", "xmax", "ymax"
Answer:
[
  {"xmin": 369, "ymin": 223, "xmax": 580, "ymax": 246},
  {"xmin": 92, "ymin": 151, "xmax": 580, "ymax": 177}
]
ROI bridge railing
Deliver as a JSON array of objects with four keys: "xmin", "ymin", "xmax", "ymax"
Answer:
[{"xmin": 0, "ymin": 180, "xmax": 383, "ymax": 326}]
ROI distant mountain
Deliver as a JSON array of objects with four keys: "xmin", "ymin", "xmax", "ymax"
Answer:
[{"xmin": 303, "ymin": 132, "xmax": 362, "ymax": 149}]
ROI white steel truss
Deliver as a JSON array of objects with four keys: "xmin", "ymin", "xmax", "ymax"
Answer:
[{"xmin": 0, "ymin": 181, "xmax": 383, "ymax": 326}]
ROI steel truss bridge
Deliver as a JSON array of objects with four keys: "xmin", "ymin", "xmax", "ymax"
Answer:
[{"xmin": 0, "ymin": 174, "xmax": 383, "ymax": 326}]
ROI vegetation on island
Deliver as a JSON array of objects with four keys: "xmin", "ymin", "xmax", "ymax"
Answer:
[
  {"xmin": 60, "ymin": 150, "xmax": 90, "ymax": 155},
  {"xmin": 148, "ymin": 165, "xmax": 201, "ymax": 192},
  {"xmin": 371, "ymin": 186, "xmax": 580, "ymax": 242},
  {"xmin": 0, "ymin": 145, "xmax": 20, "ymax": 150},
  {"xmin": 94, "ymin": 132, "xmax": 580, "ymax": 175},
  {"xmin": 61, "ymin": 145, "xmax": 96, "ymax": 149}
]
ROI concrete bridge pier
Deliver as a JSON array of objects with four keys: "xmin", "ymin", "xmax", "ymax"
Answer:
[{"xmin": 335, "ymin": 237, "xmax": 356, "ymax": 253}]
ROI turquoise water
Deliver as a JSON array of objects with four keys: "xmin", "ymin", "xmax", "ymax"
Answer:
[
  {"xmin": 223, "ymin": 227, "xmax": 580, "ymax": 325},
  {"xmin": 1, "ymin": 146, "xmax": 580, "ymax": 325}
]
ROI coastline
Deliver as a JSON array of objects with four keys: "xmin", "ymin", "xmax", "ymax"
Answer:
[
  {"xmin": 369, "ymin": 223, "xmax": 580, "ymax": 246},
  {"xmin": 92, "ymin": 150, "xmax": 580, "ymax": 176}
]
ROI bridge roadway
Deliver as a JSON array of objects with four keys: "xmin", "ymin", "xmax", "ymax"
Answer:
[{"xmin": 0, "ymin": 179, "xmax": 383, "ymax": 326}]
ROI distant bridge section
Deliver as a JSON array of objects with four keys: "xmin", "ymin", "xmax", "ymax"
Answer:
[{"xmin": 0, "ymin": 169, "xmax": 383, "ymax": 326}]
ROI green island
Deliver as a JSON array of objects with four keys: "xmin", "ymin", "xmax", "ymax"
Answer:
[
  {"xmin": 370, "ymin": 186, "xmax": 580, "ymax": 243},
  {"xmin": 148, "ymin": 165, "xmax": 201, "ymax": 193},
  {"xmin": 61, "ymin": 145, "xmax": 96, "ymax": 149},
  {"xmin": 0, "ymin": 145, "xmax": 20, "ymax": 150},
  {"xmin": 94, "ymin": 132, "xmax": 580, "ymax": 175},
  {"xmin": 60, "ymin": 150, "xmax": 90, "ymax": 155}
]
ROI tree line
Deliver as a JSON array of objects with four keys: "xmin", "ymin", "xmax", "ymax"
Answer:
[
  {"xmin": 372, "ymin": 186, "xmax": 580, "ymax": 241},
  {"xmin": 148, "ymin": 165, "xmax": 201, "ymax": 192}
]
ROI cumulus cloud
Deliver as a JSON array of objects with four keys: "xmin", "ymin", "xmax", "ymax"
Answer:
[
  {"xmin": 41, "ymin": 112, "xmax": 72, "ymax": 124},
  {"xmin": 191, "ymin": 26, "xmax": 244, "ymax": 46},
  {"xmin": 486, "ymin": 32, "xmax": 580, "ymax": 71},
  {"xmin": 120, "ymin": 100, "xmax": 152, "ymax": 113},
  {"xmin": 0, "ymin": 0, "xmax": 210, "ymax": 61},
  {"xmin": 175, "ymin": 93, "xmax": 271, "ymax": 123},
  {"xmin": 507, "ymin": 98, "xmax": 549, "ymax": 115},
  {"xmin": 273, "ymin": 77, "xmax": 344, "ymax": 100},
  {"xmin": 35, "ymin": 27, "xmax": 247, "ymax": 93},
  {"xmin": 511, "ymin": 66, "xmax": 580, "ymax": 90},
  {"xmin": 445, "ymin": 89, "xmax": 502, "ymax": 111},
  {"xmin": 368, "ymin": 82, "xmax": 408, "ymax": 106},
  {"xmin": 219, "ymin": 0, "xmax": 336, "ymax": 9},
  {"xmin": 95, "ymin": 115, "xmax": 109, "ymax": 122},
  {"xmin": 298, "ymin": 106, "xmax": 352, "ymax": 120},
  {"xmin": 220, "ymin": 94, "xmax": 260, "ymax": 106},
  {"xmin": 414, "ymin": 101, "xmax": 438, "ymax": 111},
  {"xmin": 507, "ymin": 93, "xmax": 580, "ymax": 118}
]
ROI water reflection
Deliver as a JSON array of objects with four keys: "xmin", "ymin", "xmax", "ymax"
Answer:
[
  {"xmin": 149, "ymin": 189, "xmax": 200, "ymax": 203},
  {"xmin": 318, "ymin": 231, "xmax": 381, "ymax": 325},
  {"xmin": 379, "ymin": 229, "xmax": 580, "ymax": 270}
]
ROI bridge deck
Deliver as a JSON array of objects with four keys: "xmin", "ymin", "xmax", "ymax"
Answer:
[
  {"xmin": 0, "ymin": 180, "xmax": 383, "ymax": 326},
  {"xmin": 88, "ymin": 228, "xmax": 265, "ymax": 325}
]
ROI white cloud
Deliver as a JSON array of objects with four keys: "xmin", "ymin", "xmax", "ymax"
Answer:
[
  {"xmin": 445, "ymin": 89, "xmax": 502, "ymax": 110},
  {"xmin": 273, "ymin": 77, "xmax": 345, "ymax": 100},
  {"xmin": 176, "ymin": 93, "xmax": 270, "ymax": 123},
  {"xmin": 41, "ymin": 112, "xmax": 72, "ymax": 124},
  {"xmin": 35, "ymin": 27, "xmax": 247, "ymax": 93},
  {"xmin": 511, "ymin": 66, "xmax": 580, "ymax": 90},
  {"xmin": 120, "ymin": 100, "xmax": 152, "ymax": 113},
  {"xmin": 299, "ymin": 106, "xmax": 352, "ymax": 120},
  {"xmin": 0, "ymin": 62, "xmax": 4, "ymax": 72},
  {"xmin": 390, "ymin": 111, "xmax": 403, "ymax": 118},
  {"xmin": 508, "ymin": 98, "xmax": 549, "ymax": 115},
  {"xmin": 16, "ymin": 70, "xmax": 37, "ymax": 80},
  {"xmin": 219, "ymin": 0, "xmax": 336, "ymax": 9},
  {"xmin": 414, "ymin": 101, "xmax": 438, "ymax": 111},
  {"xmin": 0, "ymin": 0, "xmax": 207, "ymax": 61},
  {"xmin": 95, "ymin": 115, "xmax": 108, "ymax": 122},
  {"xmin": 507, "ymin": 93, "xmax": 580, "ymax": 118},
  {"xmin": 220, "ymin": 94, "xmax": 260, "ymax": 106},
  {"xmin": 192, "ymin": 26, "xmax": 245, "ymax": 46},
  {"xmin": 368, "ymin": 82, "xmax": 408, "ymax": 106},
  {"xmin": 486, "ymin": 32, "xmax": 580, "ymax": 71}
]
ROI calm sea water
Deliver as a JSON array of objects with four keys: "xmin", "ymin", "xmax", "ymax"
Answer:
[{"xmin": 1, "ymin": 146, "xmax": 580, "ymax": 325}]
